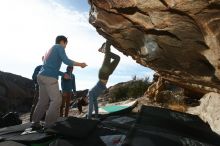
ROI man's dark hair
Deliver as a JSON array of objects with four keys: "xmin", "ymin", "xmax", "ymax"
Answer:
[
  {"xmin": 67, "ymin": 66, "xmax": 73, "ymax": 71},
  {"xmin": 55, "ymin": 35, "xmax": 68, "ymax": 44}
]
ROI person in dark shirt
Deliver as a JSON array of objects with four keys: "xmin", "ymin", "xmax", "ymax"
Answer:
[
  {"xmin": 32, "ymin": 64, "xmax": 43, "ymax": 89},
  {"xmin": 60, "ymin": 66, "xmax": 76, "ymax": 117},
  {"xmin": 30, "ymin": 56, "xmax": 43, "ymax": 122}
]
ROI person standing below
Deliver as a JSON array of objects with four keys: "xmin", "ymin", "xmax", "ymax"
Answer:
[
  {"xmin": 60, "ymin": 66, "xmax": 76, "ymax": 117},
  {"xmin": 87, "ymin": 40, "xmax": 120, "ymax": 119},
  {"xmin": 30, "ymin": 56, "xmax": 44, "ymax": 122},
  {"xmin": 32, "ymin": 35, "xmax": 87, "ymax": 127}
]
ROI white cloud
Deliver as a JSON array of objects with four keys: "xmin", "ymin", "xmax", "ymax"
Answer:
[{"xmin": 0, "ymin": 0, "xmax": 154, "ymax": 90}]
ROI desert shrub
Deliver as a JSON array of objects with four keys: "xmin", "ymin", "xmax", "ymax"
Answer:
[
  {"xmin": 127, "ymin": 80, "xmax": 149, "ymax": 98},
  {"xmin": 109, "ymin": 86, "xmax": 128, "ymax": 102},
  {"xmin": 109, "ymin": 78, "xmax": 150, "ymax": 102}
]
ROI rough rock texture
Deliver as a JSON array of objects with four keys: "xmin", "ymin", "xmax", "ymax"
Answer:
[
  {"xmin": 188, "ymin": 92, "xmax": 220, "ymax": 135},
  {"xmin": 0, "ymin": 71, "xmax": 34, "ymax": 113},
  {"xmin": 88, "ymin": 0, "xmax": 220, "ymax": 94}
]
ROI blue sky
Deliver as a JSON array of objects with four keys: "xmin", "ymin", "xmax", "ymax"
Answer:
[
  {"xmin": 0, "ymin": 0, "xmax": 154, "ymax": 90},
  {"xmin": 54, "ymin": 0, "xmax": 90, "ymax": 12}
]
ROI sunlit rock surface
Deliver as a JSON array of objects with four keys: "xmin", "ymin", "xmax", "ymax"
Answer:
[
  {"xmin": 88, "ymin": 0, "xmax": 220, "ymax": 94},
  {"xmin": 188, "ymin": 92, "xmax": 220, "ymax": 135}
]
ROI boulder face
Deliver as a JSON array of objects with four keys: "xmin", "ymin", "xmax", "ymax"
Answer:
[
  {"xmin": 0, "ymin": 71, "xmax": 34, "ymax": 113},
  {"xmin": 88, "ymin": 0, "xmax": 220, "ymax": 93}
]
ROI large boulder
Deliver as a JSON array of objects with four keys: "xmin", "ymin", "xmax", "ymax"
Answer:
[
  {"xmin": 188, "ymin": 92, "xmax": 220, "ymax": 135},
  {"xmin": 88, "ymin": 0, "xmax": 220, "ymax": 94},
  {"xmin": 0, "ymin": 71, "xmax": 34, "ymax": 113}
]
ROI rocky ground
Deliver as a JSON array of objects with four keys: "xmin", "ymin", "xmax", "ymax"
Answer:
[
  {"xmin": 11, "ymin": 76, "xmax": 218, "ymax": 135},
  {"xmin": 19, "ymin": 88, "xmax": 220, "ymax": 135},
  {"xmin": 20, "ymin": 90, "xmax": 198, "ymax": 123}
]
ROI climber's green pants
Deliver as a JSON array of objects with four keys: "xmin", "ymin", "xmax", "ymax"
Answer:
[{"xmin": 98, "ymin": 45, "xmax": 120, "ymax": 80}]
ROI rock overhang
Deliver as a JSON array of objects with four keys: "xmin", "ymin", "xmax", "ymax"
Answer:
[{"xmin": 88, "ymin": 0, "xmax": 220, "ymax": 93}]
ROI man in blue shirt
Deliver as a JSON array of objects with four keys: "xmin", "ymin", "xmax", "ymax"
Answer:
[
  {"xmin": 60, "ymin": 66, "xmax": 76, "ymax": 117},
  {"xmin": 87, "ymin": 40, "xmax": 120, "ymax": 119},
  {"xmin": 32, "ymin": 35, "xmax": 87, "ymax": 126}
]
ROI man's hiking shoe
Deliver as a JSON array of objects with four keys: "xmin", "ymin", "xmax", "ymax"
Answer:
[{"xmin": 31, "ymin": 122, "xmax": 44, "ymax": 131}]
